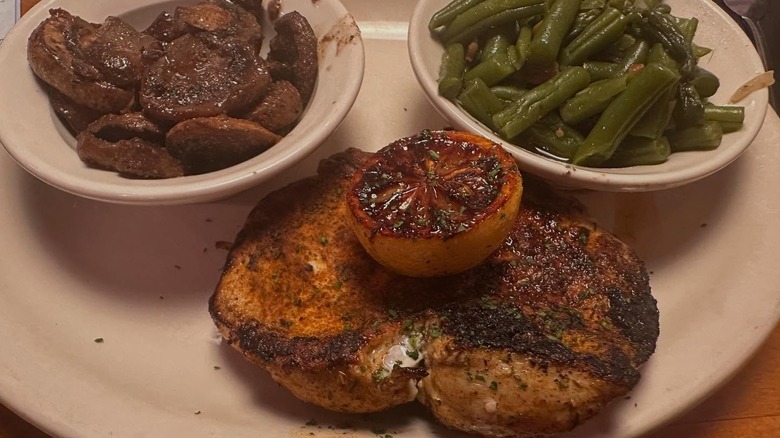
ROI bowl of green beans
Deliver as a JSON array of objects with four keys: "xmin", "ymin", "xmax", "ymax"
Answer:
[{"xmin": 409, "ymin": 0, "xmax": 769, "ymax": 192}]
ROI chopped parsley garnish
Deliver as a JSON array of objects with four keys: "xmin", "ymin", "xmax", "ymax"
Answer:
[{"xmin": 481, "ymin": 298, "xmax": 498, "ymax": 310}]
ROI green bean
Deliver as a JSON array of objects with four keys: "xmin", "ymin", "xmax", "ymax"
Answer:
[
  {"xmin": 458, "ymin": 78, "xmax": 507, "ymax": 128},
  {"xmin": 493, "ymin": 66, "xmax": 591, "ymax": 139},
  {"xmin": 438, "ymin": 43, "xmax": 467, "ymax": 99},
  {"xmin": 565, "ymin": 8, "xmax": 602, "ymax": 44},
  {"xmin": 718, "ymin": 121, "xmax": 743, "ymax": 134},
  {"xmin": 605, "ymin": 136, "xmax": 671, "ymax": 167},
  {"xmin": 440, "ymin": 0, "xmax": 546, "ymax": 44},
  {"xmin": 667, "ymin": 121, "xmax": 723, "ymax": 152},
  {"xmin": 581, "ymin": 0, "xmax": 607, "ymax": 9},
  {"xmin": 647, "ymin": 43, "xmax": 678, "ymax": 70},
  {"xmin": 481, "ymin": 33, "xmax": 512, "ymax": 61},
  {"xmin": 523, "ymin": 116, "xmax": 584, "ymax": 159},
  {"xmin": 674, "ymin": 81, "xmax": 705, "ymax": 128},
  {"xmin": 514, "ymin": 26, "xmax": 533, "ymax": 68},
  {"xmin": 668, "ymin": 15, "xmax": 698, "ymax": 44},
  {"xmin": 559, "ymin": 75, "xmax": 628, "ymax": 125},
  {"xmin": 704, "ymin": 105, "xmax": 745, "ymax": 124},
  {"xmin": 560, "ymin": 7, "xmax": 629, "ymax": 66},
  {"xmin": 464, "ymin": 53, "xmax": 516, "ymax": 86},
  {"xmin": 490, "ymin": 85, "xmax": 528, "ymax": 100},
  {"xmin": 583, "ymin": 61, "xmax": 622, "ymax": 80},
  {"xmin": 572, "ymin": 62, "xmax": 680, "ymax": 166},
  {"xmin": 619, "ymin": 40, "xmax": 651, "ymax": 71},
  {"xmin": 430, "ymin": 0, "xmax": 487, "ymax": 30},
  {"xmin": 690, "ymin": 67, "xmax": 720, "ymax": 98},
  {"xmin": 608, "ymin": 0, "xmax": 634, "ymax": 12},
  {"xmin": 608, "ymin": 34, "xmax": 639, "ymax": 59},
  {"xmin": 629, "ymin": 86, "xmax": 676, "ymax": 139},
  {"xmin": 637, "ymin": 9, "xmax": 697, "ymax": 77},
  {"xmin": 692, "ymin": 43, "xmax": 712, "ymax": 58},
  {"xmin": 527, "ymin": 0, "xmax": 582, "ymax": 65},
  {"xmin": 652, "ymin": 3, "xmax": 672, "ymax": 14}
]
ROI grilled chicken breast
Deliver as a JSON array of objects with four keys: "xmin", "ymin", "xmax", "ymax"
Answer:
[{"xmin": 209, "ymin": 148, "xmax": 659, "ymax": 437}]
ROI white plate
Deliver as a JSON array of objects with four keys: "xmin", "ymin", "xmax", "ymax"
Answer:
[
  {"xmin": 1, "ymin": 1, "xmax": 779, "ymax": 437},
  {"xmin": 409, "ymin": 0, "xmax": 769, "ymax": 192}
]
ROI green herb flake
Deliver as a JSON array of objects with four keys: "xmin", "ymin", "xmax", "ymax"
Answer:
[
  {"xmin": 320, "ymin": 236, "xmax": 329, "ymax": 245},
  {"xmin": 406, "ymin": 350, "xmax": 420, "ymax": 360},
  {"xmin": 372, "ymin": 369, "xmax": 389, "ymax": 384},
  {"xmin": 305, "ymin": 419, "xmax": 318, "ymax": 426},
  {"xmin": 475, "ymin": 374, "xmax": 486, "ymax": 382},
  {"xmin": 489, "ymin": 381, "xmax": 498, "ymax": 391},
  {"xmin": 482, "ymin": 298, "xmax": 498, "ymax": 310},
  {"xmin": 428, "ymin": 149, "xmax": 440, "ymax": 161},
  {"xmin": 429, "ymin": 325, "xmax": 442, "ymax": 338}
]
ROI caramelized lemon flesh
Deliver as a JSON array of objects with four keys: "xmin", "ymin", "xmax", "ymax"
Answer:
[{"xmin": 346, "ymin": 130, "xmax": 523, "ymax": 277}]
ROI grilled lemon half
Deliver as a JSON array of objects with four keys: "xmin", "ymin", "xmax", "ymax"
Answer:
[{"xmin": 346, "ymin": 130, "xmax": 523, "ymax": 277}]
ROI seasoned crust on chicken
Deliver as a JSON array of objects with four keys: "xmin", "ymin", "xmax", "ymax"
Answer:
[{"xmin": 209, "ymin": 148, "xmax": 659, "ymax": 437}]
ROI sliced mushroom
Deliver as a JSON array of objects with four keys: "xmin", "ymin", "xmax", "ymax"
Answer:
[
  {"xmin": 166, "ymin": 114, "xmax": 281, "ymax": 174},
  {"xmin": 227, "ymin": 0, "xmax": 265, "ymax": 22},
  {"xmin": 244, "ymin": 80, "xmax": 303, "ymax": 134},
  {"xmin": 27, "ymin": 9, "xmax": 135, "ymax": 113},
  {"xmin": 139, "ymin": 32, "xmax": 271, "ymax": 123},
  {"xmin": 143, "ymin": 11, "xmax": 183, "ymax": 43},
  {"xmin": 267, "ymin": 11, "xmax": 318, "ymax": 104},
  {"xmin": 142, "ymin": 0, "xmax": 263, "ymax": 49},
  {"xmin": 47, "ymin": 86, "xmax": 103, "ymax": 134},
  {"xmin": 71, "ymin": 16, "xmax": 164, "ymax": 89},
  {"xmin": 77, "ymin": 113, "xmax": 184, "ymax": 178}
]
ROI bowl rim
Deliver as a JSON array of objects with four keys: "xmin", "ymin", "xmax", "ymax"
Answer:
[
  {"xmin": 407, "ymin": 0, "xmax": 769, "ymax": 192},
  {"xmin": 0, "ymin": 0, "xmax": 366, "ymax": 205}
]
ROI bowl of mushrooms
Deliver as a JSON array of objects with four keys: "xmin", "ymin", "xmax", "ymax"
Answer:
[{"xmin": 0, "ymin": 0, "xmax": 364, "ymax": 205}]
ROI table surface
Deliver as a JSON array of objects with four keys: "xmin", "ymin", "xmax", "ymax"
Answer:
[{"xmin": 2, "ymin": 0, "xmax": 779, "ymax": 437}]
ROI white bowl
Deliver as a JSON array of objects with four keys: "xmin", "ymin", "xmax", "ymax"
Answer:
[
  {"xmin": 0, "ymin": 0, "xmax": 364, "ymax": 205},
  {"xmin": 408, "ymin": 0, "xmax": 768, "ymax": 192}
]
